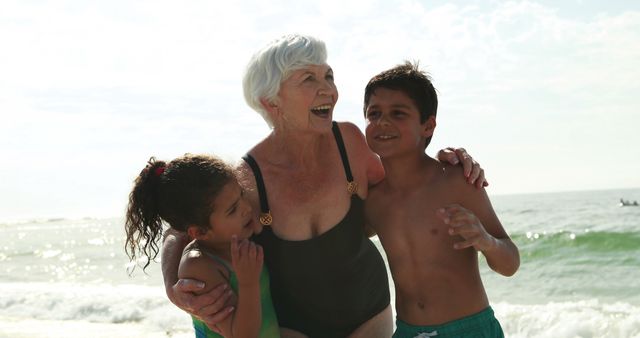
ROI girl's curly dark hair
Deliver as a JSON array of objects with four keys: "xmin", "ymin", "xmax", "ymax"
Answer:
[{"xmin": 124, "ymin": 154, "xmax": 235, "ymax": 272}]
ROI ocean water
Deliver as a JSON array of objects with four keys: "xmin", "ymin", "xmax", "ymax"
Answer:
[{"xmin": 1, "ymin": 188, "xmax": 639, "ymax": 337}]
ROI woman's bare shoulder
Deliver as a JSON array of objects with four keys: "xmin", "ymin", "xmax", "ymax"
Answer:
[
  {"xmin": 335, "ymin": 121, "xmax": 364, "ymax": 138},
  {"xmin": 334, "ymin": 121, "xmax": 370, "ymax": 155},
  {"xmin": 335, "ymin": 121, "xmax": 385, "ymax": 188}
]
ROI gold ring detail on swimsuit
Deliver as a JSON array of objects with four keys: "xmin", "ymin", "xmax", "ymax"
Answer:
[
  {"xmin": 259, "ymin": 212, "xmax": 273, "ymax": 226},
  {"xmin": 347, "ymin": 181, "xmax": 358, "ymax": 195}
]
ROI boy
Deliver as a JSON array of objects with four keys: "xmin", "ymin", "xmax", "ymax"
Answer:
[{"xmin": 363, "ymin": 62, "xmax": 520, "ymax": 338}]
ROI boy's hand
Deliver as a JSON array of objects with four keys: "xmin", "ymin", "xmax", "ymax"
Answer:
[
  {"xmin": 230, "ymin": 235, "xmax": 263, "ymax": 287},
  {"xmin": 436, "ymin": 147, "xmax": 488, "ymax": 188},
  {"xmin": 437, "ymin": 204, "xmax": 497, "ymax": 251}
]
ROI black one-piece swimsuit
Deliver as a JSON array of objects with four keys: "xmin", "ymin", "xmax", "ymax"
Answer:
[{"xmin": 243, "ymin": 122, "xmax": 390, "ymax": 338}]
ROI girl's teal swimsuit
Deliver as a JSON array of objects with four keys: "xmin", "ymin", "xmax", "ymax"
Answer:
[
  {"xmin": 243, "ymin": 122, "xmax": 390, "ymax": 338},
  {"xmin": 192, "ymin": 252, "xmax": 280, "ymax": 337}
]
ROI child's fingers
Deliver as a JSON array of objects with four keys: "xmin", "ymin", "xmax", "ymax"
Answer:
[
  {"xmin": 438, "ymin": 209, "xmax": 473, "ymax": 226},
  {"xmin": 448, "ymin": 224, "xmax": 478, "ymax": 236},
  {"xmin": 439, "ymin": 204, "xmax": 466, "ymax": 218},
  {"xmin": 448, "ymin": 211, "xmax": 477, "ymax": 226},
  {"xmin": 436, "ymin": 204, "xmax": 463, "ymax": 223},
  {"xmin": 435, "ymin": 208, "xmax": 449, "ymax": 221},
  {"xmin": 245, "ymin": 241, "xmax": 256, "ymax": 260},
  {"xmin": 237, "ymin": 241, "xmax": 244, "ymax": 259},
  {"xmin": 238, "ymin": 239, "xmax": 249, "ymax": 258},
  {"xmin": 230, "ymin": 235, "xmax": 239, "ymax": 263},
  {"xmin": 443, "ymin": 204, "xmax": 467, "ymax": 212},
  {"xmin": 453, "ymin": 237, "xmax": 476, "ymax": 250},
  {"xmin": 256, "ymin": 244, "xmax": 264, "ymax": 264}
]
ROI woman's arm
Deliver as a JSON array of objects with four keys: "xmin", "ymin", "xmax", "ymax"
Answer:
[
  {"xmin": 161, "ymin": 229, "xmax": 191, "ymax": 302},
  {"xmin": 337, "ymin": 122, "xmax": 487, "ymax": 189},
  {"xmin": 161, "ymin": 229, "xmax": 234, "ymax": 328}
]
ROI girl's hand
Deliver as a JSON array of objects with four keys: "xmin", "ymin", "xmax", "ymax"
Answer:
[
  {"xmin": 436, "ymin": 204, "xmax": 497, "ymax": 252},
  {"xmin": 436, "ymin": 147, "xmax": 488, "ymax": 189},
  {"xmin": 230, "ymin": 235, "xmax": 263, "ymax": 286}
]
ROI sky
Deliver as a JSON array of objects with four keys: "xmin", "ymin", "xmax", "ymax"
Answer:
[{"xmin": 1, "ymin": 0, "xmax": 639, "ymax": 220}]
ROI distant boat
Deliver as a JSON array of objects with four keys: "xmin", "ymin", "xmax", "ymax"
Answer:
[{"xmin": 619, "ymin": 198, "xmax": 639, "ymax": 207}]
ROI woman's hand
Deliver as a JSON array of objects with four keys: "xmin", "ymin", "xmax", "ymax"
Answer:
[
  {"xmin": 436, "ymin": 147, "xmax": 488, "ymax": 189},
  {"xmin": 169, "ymin": 279, "xmax": 235, "ymax": 333}
]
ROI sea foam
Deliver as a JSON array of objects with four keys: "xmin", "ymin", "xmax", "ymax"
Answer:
[
  {"xmin": 1, "ymin": 282, "xmax": 639, "ymax": 337},
  {"xmin": 0, "ymin": 282, "xmax": 191, "ymax": 333},
  {"xmin": 494, "ymin": 300, "xmax": 640, "ymax": 338}
]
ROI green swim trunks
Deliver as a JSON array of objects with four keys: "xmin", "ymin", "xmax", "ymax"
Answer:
[{"xmin": 393, "ymin": 307, "xmax": 504, "ymax": 338}]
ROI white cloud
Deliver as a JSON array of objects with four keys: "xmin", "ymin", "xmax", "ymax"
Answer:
[{"xmin": 1, "ymin": 0, "xmax": 639, "ymax": 218}]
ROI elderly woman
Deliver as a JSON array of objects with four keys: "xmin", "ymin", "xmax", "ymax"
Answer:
[{"xmin": 161, "ymin": 34, "xmax": 485, "ymax": 337}]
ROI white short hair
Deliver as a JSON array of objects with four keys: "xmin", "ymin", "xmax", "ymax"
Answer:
[{"xmin": 242, "ymin": 34, "xmax": 327, "ymax": 126}]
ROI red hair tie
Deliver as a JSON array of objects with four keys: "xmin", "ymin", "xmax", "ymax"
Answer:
[{"xmin": 154, "ymin": 167, "xmax": 165, "ymax": 176}]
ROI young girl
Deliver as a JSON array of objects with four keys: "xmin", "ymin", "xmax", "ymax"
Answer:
[{"xmin": 125, "ymin": 154, "xmax": 280, "ymax": 338}]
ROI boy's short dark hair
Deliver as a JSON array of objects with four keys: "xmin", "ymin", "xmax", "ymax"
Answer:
[
  {"xmin": 364, "ymin": 61, "xmax": 438, "ymax": 148},
  {"xmin": 364, "ymin": 61, "xmax": 438, "ymax": 122}
]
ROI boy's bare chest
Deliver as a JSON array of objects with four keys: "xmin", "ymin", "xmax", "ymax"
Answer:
[
  {"xmin": 370, "ymin": 186, "xmax": 439, "ymax": 221},
  {"xmin": 367, "ymin": 185, "xmax": 458, "ymax": 244},
  {"xmin": 367, "ymin": 186, "xmax": 471, "ymax": 278}
]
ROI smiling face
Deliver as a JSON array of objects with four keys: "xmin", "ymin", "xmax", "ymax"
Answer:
[
  {"xmin": 195, "ymin": 179, "xmax": 260, "ymax": 246},
  {"xmin": 272, "ymin": 63, "xmax": 338, "ymax": 132},
  {"xmin": 365, "ymin": 88, "xmax": 435, "ymax": 158}
]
